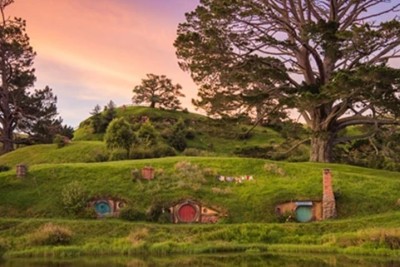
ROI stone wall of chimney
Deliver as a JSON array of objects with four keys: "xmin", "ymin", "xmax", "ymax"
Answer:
[{"xmin": 322, "ymin": 168, "xmax": 336, "ymax": 219}]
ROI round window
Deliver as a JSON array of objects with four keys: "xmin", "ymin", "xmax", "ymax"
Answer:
[{"xmin": 95, "ymin": 201, "xmax": 112, "ymax": 215}]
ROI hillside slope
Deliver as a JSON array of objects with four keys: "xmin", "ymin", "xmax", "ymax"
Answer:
[
  {"xmin": 0, "ymin": 106, "xmax": 295, "ymax": 166},
  {"xmin": 0, "ymin": 157, "xmax": 399, "ymax": 223}
]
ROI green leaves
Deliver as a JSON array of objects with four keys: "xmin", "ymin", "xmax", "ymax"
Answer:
[{"xmin": 132, "ymin": 74, "xmax": 185, "ymax": 110}]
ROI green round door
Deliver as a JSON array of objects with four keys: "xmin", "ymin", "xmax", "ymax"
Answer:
[{"xmin": 295, "ymin": 206, "xmax": 313, "ymax": 222}]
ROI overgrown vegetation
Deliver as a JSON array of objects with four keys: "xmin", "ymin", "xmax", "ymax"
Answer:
[{"xmin": 2, "ymin": 213, "xmax": 400, "ymax": 258}]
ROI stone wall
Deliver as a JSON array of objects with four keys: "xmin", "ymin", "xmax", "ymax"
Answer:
[{"xmin": 322, "ymin": 169, "xmax": 336, "ymax": 219}]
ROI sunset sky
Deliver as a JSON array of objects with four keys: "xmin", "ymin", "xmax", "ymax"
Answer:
[{"xmin": 8, "ymin": 0, "xmax": 200, "ymax": 127}]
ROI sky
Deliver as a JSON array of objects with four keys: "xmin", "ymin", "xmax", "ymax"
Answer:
[{"xmin": 8, "ymin": 0, "xmax": 200, "ymax": 127}]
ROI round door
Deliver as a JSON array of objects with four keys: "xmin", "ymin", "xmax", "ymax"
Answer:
[
  {"xmin": 177, "ymin": 203, "xmax": 199, "ymax": 223},
  {"xmin": 295, "ymin": 206, "xmax": 313, "ymax": 222}
]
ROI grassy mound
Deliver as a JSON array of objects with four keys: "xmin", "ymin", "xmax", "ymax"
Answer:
[
  {"xmin": 0, "ymin": 107, "xmax": 291, "ymax": 166},
  {"xmin": 0, "ymin": 157, "xmax": 399, "ymax": 222},
  {"xmin": 0, "ymin": 141, "xmax": 107, "ymax": 167}
]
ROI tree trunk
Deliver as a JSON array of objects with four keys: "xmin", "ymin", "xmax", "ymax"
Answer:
[
  {"xmin": 1, "ymin": 123, "xmax": 14, "ymax": 153},
  {"xmin": 310, "ymin": 134, "xmax": 334, "ymax": 162}
]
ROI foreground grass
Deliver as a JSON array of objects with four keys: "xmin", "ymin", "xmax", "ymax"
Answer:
[{"xmin": 1, "ymin": 213, "xmax": 400, "ymax": 259}]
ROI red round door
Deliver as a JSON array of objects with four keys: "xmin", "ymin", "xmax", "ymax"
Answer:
[{"xmin": 178, "ymin": 204, "xmax": 198, "ymax": 222}]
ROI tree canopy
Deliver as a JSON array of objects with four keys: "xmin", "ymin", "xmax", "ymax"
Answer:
[
  {"xmin": 175, "ymin": 0, "xmax": 400, "ymax": 162},
  {"xmin": 104, "ymin": 117, "xmax": 135, "ymax": 158},
  {"xmin": 132, "ymin": 74, "xmax": 185, "ymax": 110},
  {"xmin": 0, "ymin": 0, "xmax": 64, "ymax": 153}
]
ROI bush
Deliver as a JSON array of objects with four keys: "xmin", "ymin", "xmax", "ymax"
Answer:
[
  {"xmin": 29, "ymin": 223, "xmax": 73, "ymax": 246},
  {"xmin": 53, "ymin": 134, "xmax": 68, "ymax": 148},
  {"xmin": 128, "ymin": 228, "xmax": 149, "ymax": 245},
  {"xmin": 108, "ymin": 148, "xmax": 128, "ymax": 161},
  {"xmin": 146, "ymin": 202, "xmax": 171, "ymax": 223},
  {"xmin": 0, "ymin": 165, "xmax": 10, "ymax": 172},
  {"xmin": 168, "ymin": 118, "xmax": 187, "ymax": 151},
  {"xmin": 61, "ymin": 181, "xmax": 88, "ymax": 215},
  {"xmin": 119, "ymin": 206, "xmax": 146, "ymax": 221},
  {"xmin": 130, "ymin": 144, "xmax": 176, "ymax": 159},
  {"xmin": 234, "ymin": 146, "xmax": 274, "ymax": 158}
]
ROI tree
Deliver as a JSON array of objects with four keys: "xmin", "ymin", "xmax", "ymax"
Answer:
[
  {"xmin": 168, "ymin": 118, "xmax": 187, "ymax": 151},
  {"xmin": 175, "ymin": 0, "xmax": 400, "ymax": 162},
  {"xmin": 104, "ymin": 118, "xmax": 135, "ymax": 158},
  {"xmin": 137, "ymin": 120, "xmax": 159, "ymax": 147},
  {"xmin": 132, "ymin": 74, "xmax": 185, "ymax": 110},
  {"xmin": 0, "ymin": 1, "xmax": 61, "ymax": 153}
]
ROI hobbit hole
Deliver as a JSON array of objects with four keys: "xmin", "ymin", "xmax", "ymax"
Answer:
[
  {"xmin": 170, "ymin": 200, "xmax": 221, "ymax": 223},
  {"xmin": 89, "ymin": 198, "xmax": 126, "ymax": 218},
  {"xmin": 275, "ymin": 169, "xmax": 336, "ymax": 222}
]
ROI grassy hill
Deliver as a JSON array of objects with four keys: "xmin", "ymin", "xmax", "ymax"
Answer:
[
  {"xmin": 0, "ymin": 106, "xmax": 300, "ymax": 166},
  {"xmin": 0, "ymin": 157, "xmax": 399, "ymax": 221},
  {"xmin": 1, "ymin": 157, "xmax": 400, "ymax": 258},
  {"xmin": 1, "ymin": 106, "xmax": 400, "ymax": 259}
]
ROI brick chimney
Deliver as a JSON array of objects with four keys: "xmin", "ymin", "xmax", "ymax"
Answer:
[{"xmin": 322, "ymin": 168, "xmax": 336, "ymax": 219}]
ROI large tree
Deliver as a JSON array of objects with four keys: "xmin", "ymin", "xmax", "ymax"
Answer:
[
  {"xmin": 175, "ymin": 0, "xmax": 400, "ymax": 162},
  {"xmin": 132, "ymin": 73, "xmax": 185, "ymax": 110},
  {"xmin": 0, "ymin": 0, "xmax": 60, "ymax": 153}
]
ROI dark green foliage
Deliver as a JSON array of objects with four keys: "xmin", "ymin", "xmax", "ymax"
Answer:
[
  {"xmin": 137, "ymin": 121, "xmax": 159, "ymax": 147},
  {"xmin": 336, "ymin": 125, "xmax": 400, "ymax": 171},
  {"xmin": 146, "ymin": 202, "xmax": 172, "ymax": 223},
  {"xmin": 234, "ymin": 145, "xmax": 274, "ymax": 159},
  {"xmin": 175, "ymin": 0, "xmax": 400, "ymax": 162},
  {"xmin": 167, "ymin": 119, "xmax": 187, "ymax": 151},
  {"xmin": 0, "ymin": 165, "xmax": 10, "ymax": 172},
  {"xmin": 0, "ymin": 2, "xmax": 64, "ymax": 153},
  {"xmin": 119, "ymin": 206, "xmax": 146, "ymax": 222},
  {"xmin": 132, "ymin": 73, "xmax": 185, "ymax": 110},
  {"xmin": 105, "ymin": 118, "xmax": 135, "ymax": 158},
  {"xmin": 90, "ymin": 104, "xmax": 103, "ymax": 133},
  {"xmin": 130, "ymin": 144, "xmax": 176, "ymax": 159}
]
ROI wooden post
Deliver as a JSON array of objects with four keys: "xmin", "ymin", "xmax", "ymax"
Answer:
[{"xmin": 16, "ymin": 164, "xmax": 27, "ymax": 178}]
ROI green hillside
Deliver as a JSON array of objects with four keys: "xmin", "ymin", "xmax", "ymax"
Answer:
[
  {"xmin": 0, "ymin": 106, "xmax": 296, "ymax": 166},
  {"xmin": 1, "ymin": 107, "xmax": 400, "ymax": 259},
  {"xmin": 1, "ymin": 157, "xmax": 400, "ymax": 258},
  {"xmin": 0, "ymin": 157, "xmax": 399, "ymax": 221}
]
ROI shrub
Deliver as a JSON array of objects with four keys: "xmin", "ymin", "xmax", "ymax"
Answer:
[
  {"xmin": 53, "ymin": 134, "xmax": 68, "ymax": 148},
  {"xmin": 128, "ymin": 228, "xmax": 149, "ymax": 245},
  {"xmin": 105, "ymin": 118, "xmax": 135, "ymax": 158},
  {"xmin": 168, "ymin": 118, "xmax": 187, "ymax": 151},
  {"xmin": 61, "ymin": 181, "xmax": 88, "ymax": 215},
  {"xmin": 29, "ymin": 223, "xmax": 73, "ymax": 246},
  {"xmin": 263, "ymin": 163, "xmax": 286, "ymax": 176},
  {"xmin": 234, "ymin": 146, "xmax": 274, "ymax": 158},
  {"xmin": 0, "ymin": 165, "xmax": 10, "ymax": 172},
  {"xmin": 130, "ymin": 144, "xmax": 176, "ymax": 159},
  {"xmin": 108, "ymin": 148, "xmax": 128, "ymax": 161},
  {"xmin": 119, "ymin": 206, "xmax": 146, "ymax": 221},
  {"xmin": 137, "ymin": 121, "xmax": 159, "ymax": 147},
  {"xmin": 146, "ymin": 202, "xmax": 171, "ymax": 223}
]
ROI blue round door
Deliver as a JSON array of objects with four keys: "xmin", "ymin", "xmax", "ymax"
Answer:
[
  {"xmin": 295, "ymin": 206, "xmax": 313, "ymax": 222},
  {"xmin": 95, "ymin": 201, "xmax": 111, "ymax": 215}
]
